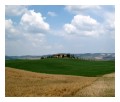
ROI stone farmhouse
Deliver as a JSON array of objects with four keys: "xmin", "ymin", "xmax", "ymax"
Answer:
[{"xmin": 52, "ymin": 53, "xmax": 72, "ymax": 58}]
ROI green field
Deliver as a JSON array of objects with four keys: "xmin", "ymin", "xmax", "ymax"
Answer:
[{"xmin": 5, "ymin": 58, "xmax": 115, "ymax": 77}]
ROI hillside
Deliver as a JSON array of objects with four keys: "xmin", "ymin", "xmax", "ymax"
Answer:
[{"xmin": 5, "ymin": 58, "xmax": 115, "ymax": 77}]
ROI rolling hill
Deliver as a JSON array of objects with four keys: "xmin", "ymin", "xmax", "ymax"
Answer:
[{"xmin": 5, "ymin": 58, "xmax": 115, "ymax": 77}]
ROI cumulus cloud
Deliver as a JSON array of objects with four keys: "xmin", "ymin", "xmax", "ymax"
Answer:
[
  {"xmin": 5, "ymin": 19, "xmax": 20, "ymax": 40},
  {"xmin": 5, "ymin": 9, "xmax": 51, "ymax": 55},
  {"xmin": 5, "ymin": 19, "xmax": 50, "ymax": 55},
  {"xmin": 5, "ymin": 7, "xmax": 66, "ymax": 56},
  {"xmin": 5, "ymin": 10, "xmax": 50, "ymax": 39},
  {"xmin": 63, "ymin": 5, "xmax": 115, "ymax": 38},
  {"xmin": 47, "ymin": 11, "xmax": 57, "ymax": 17},
  {"xmin": 5, "ymin": 5, "xmax": 28, "ymax": 16},
  {"xmin": 71, "ymin": 15, "xmax": 98, "ymax": 27},
  {"xmin": 20, "ymin": 10, "xmax": 50, "ymax": 33},
  {"xmin": 63, "ymin": 15, "xmax": 100, "ymax": 37}
]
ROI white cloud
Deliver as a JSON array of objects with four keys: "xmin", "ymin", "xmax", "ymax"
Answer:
[
  {"xmin": 6, "ymin": 5, "xmax": 28, "ymax": 16},
  {"xmin": 64, "ymin": 24, "xmax": 76, "ymax": 34},
  {"xmin": 47, "ymin": 11, "xmax": 57, "ymax": 17},
  {"xmin": 103, "ymin": 12, "xmax": 115, "ymax": 38},
  {"xmin": 5, "ymin": 6, "xmax": 50, "ymax": 43},
  {"xmin": 5, "ymin": 9, "xmax": 51, "ymax": 55},
  {"xmin": 71, "ymin": 15, "xmax": 98, "ymax": 27},
  {"xmin": 63, "ymin": 5, "xmax": 115, "ymax": 39},
  {"xmin": 5, "ymin": 19, "xmax": 13, "ymax": 29},
  {"xmin": 5, "ymin": 21, "xmax": 50, "ymax": 55},
  {"xmin": 5, "ymin": 9, "xmax": 67, "ymax": 55},
  {"xmin": 64, "ymin": 5, "xmax": 115, "ymax": 38},
  {"xmin": 65, "ymin": 5, "xmax": 101, "ymax": 14},
  {"xmin": 104, "ymin": 12, "xmax": 115, "ymax": 30},
  {"xmin": 20, "ymin": 10, "xmax": 50, "ymax": 33},
  {"xmin": 5, "ymin": 19, "xmax": 20, "ymax": 39},
  {"xmin": 63, "ymin": 15, "xmax": 100, "ymax": 37}
]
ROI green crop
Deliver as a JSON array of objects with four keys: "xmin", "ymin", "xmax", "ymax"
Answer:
[{"xmin": 5, "ymin": 58, "xmax": 115, "ymax": 77}]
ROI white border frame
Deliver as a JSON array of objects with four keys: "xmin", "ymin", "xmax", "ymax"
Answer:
[{"xmin": 1, "ymin": 0, "xmax": 120, "ymax": 102}]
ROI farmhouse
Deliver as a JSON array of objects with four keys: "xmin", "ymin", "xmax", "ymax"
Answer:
[{"xmin": 53, "ymin": 53, "xmax": 71, "ymax": 58}]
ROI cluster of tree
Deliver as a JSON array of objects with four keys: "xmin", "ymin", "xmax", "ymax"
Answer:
[{"xmin": 40, "ymin": 54, "xmax": 76, "ymax": 59}]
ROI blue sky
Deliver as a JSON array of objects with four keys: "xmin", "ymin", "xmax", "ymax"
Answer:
[{"xmin": 5, "ymin": 5, "xmax": 115, "ymax": 56}]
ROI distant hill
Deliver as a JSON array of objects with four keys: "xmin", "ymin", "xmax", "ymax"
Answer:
[
  {"xmin": 5, "ymin": 53, "xmax": 115, "ymax": 61},
  {"xmin": 74, "ymin": 53, "xmax": 115, "ymax": 60},
  {"xmin": 5, "ymin": 55, "xmax": 41, "ymax": 60}
]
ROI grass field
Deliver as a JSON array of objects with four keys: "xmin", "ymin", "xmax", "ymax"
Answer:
[
  {"xmin": 5, "ymin": 67, "xmax": 115, "ymax": 97},
  {"xmin": 5, "ymin": 58, "xmax": 115, "ymax": 77}
]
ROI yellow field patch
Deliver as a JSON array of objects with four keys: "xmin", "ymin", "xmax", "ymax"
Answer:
[
  {"xmin": 5, "ymin": 67, "xmax": 114, "ymax": 97},
  {"xmin": 75, "ymin": 73, "xmax": 115, "ymax": 97}
]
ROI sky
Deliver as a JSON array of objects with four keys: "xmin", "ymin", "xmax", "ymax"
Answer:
[{"xmin": 5, "ymin": 5, "xmax": 115, "ymax": 56}]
